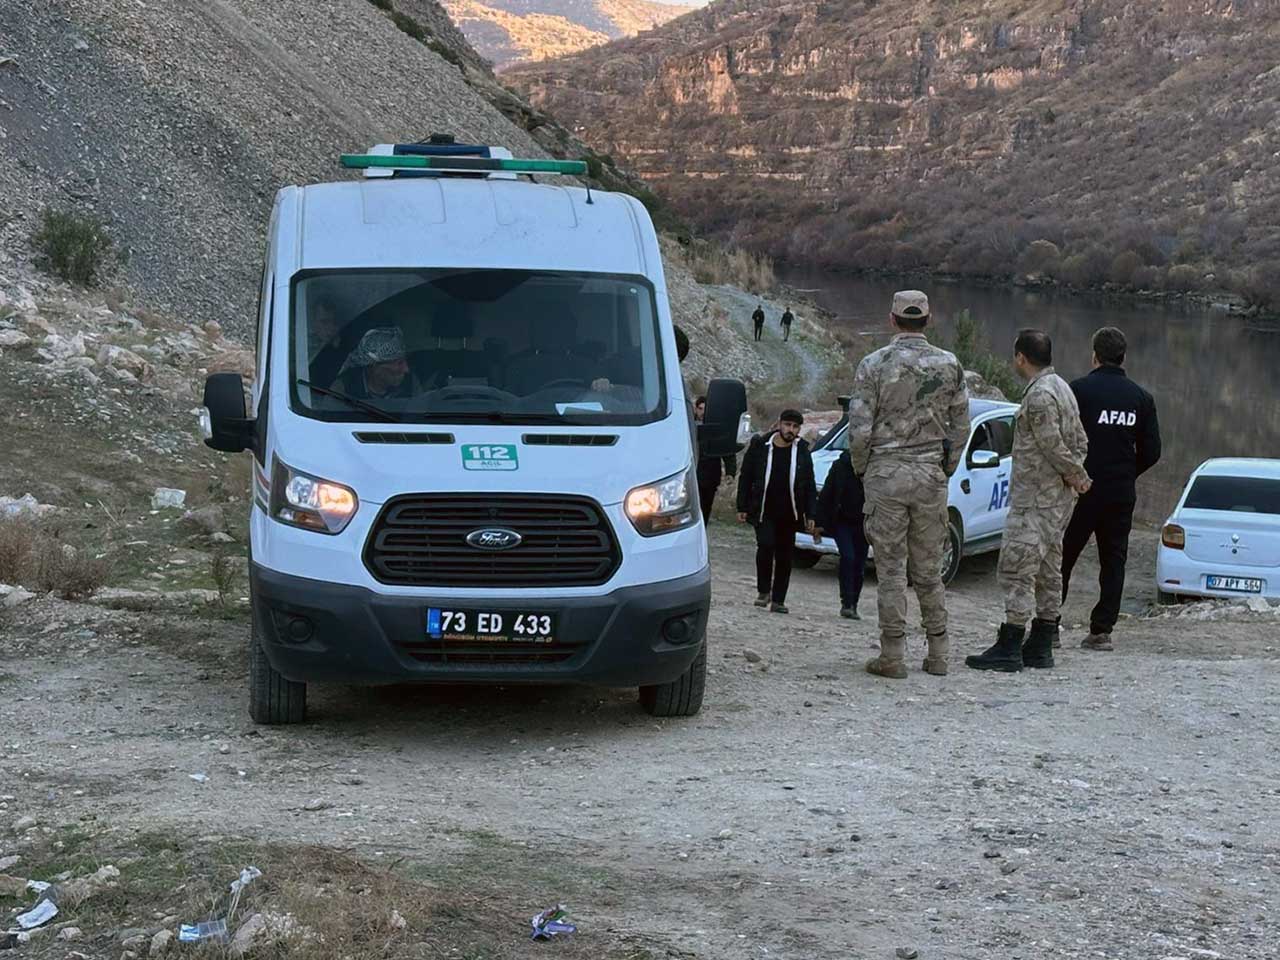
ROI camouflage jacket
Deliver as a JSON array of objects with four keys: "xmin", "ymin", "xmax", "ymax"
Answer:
[
  {"xmin": 1009, "ymin": 367, "xmax": 1089, "ymax": 510},
  {"xmin": 847, "ymin": 334, "xmax": 970, "ymax": 475}
]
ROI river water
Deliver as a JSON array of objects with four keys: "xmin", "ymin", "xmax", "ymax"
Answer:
[{"xmin": 780, "ymin": 268, "xmax": 1280, "ymax": 523}]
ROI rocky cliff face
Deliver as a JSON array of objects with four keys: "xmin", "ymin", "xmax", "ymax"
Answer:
[
  {"xmin": 442, "ymin": 0, "xmax": 695, "ymax": 67},
  {"xmin": 508, "ymin": 0, "xmax": 1280, "ymax": 295}
]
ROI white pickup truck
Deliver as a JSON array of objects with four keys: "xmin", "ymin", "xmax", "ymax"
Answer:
[{"xmin": 794, "ymin": 398, "xmax": 1019, "ymax": 583}]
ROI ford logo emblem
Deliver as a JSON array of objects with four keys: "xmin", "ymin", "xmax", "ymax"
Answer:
[{"xmin": 466, "ymin": 528, "xmax": 523, "ymax": 551}]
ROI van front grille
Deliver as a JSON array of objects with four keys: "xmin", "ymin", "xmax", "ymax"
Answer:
[{"xmin": 364, "ymin": 494, "xmax": 620, "ymax": 587}]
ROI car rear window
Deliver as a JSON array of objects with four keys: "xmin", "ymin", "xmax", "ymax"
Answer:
[{"xmin": 1184, "ymin": 476, "xmax": 1280, "ymax": 515}]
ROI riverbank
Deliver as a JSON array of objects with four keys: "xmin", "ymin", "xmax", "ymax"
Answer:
[{"xmin": 779, "ymin": 262, "xmax": 1280, "ymax": 325}]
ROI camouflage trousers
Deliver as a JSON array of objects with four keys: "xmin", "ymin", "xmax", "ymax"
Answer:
[
  {"xmin": 863, "ymin": 458, "xmax": 949, "ymax": 662},
  {"xmin": 998, "ymin": 496, "xmax": 1076, "ymax": 625}
]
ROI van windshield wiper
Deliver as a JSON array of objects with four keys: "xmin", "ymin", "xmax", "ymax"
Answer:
[{"xmin": 297, "ymin": 379, "xmax": 403, "ymax": 423}]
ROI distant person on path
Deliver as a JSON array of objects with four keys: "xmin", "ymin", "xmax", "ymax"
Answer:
[
  {"xmin": 814, "ymin": 448, "xmax": 869, "ymax": 619},
  {"xmin": 780, "ymin": 306, "xmax": 794, "ymax": 341},
  {"xmin": 967, "ymin": 329, "xmax": 1090, "ymax": 673},
  {"xmin": 694, "ymin": 395, "xmax": 737, "ymax": 522},
  {"xmin": 752, "ymin": 303, "xmax": 766, "ymax": 341},
  {"xmin": 1061, "ymin": 327, "xmax": 1161, "ymax": 651},
  {"xmin": 736, "ymin": 409, "xmax": 817, "ymax": 614},
  {"xmin": 848, "ymin": 291, "xmax": 969, "ymax": 678}
]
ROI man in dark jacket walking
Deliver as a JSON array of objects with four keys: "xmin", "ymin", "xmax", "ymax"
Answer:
[
  {"xmin": 814, "ymin": 449, "xmax": 869, "ymax": 619},
  {"xmin": 694, "ymin": 395, "xmax": 737, "ymax": 521},
  {"xmin": 780, "ymin": 307, "xmax": 794, "ymax": 341},
  {"xmin": 1062, "ymin": 327, "xmax": 1161, "ymax": 651},
  {"xmin": 736, "ymin": 409, "xmax": 817, "ymax": 614},
  {"xmin": 752, "ymin": 303, "xmax": 766, "ymax": 341}
]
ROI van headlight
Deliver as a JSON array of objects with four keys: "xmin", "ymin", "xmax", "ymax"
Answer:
[
  {"xmin": 270, "ymin": 458, "xmax": 358, "ymax": 534},
  {"xmin": 625, "ymin": 468, "xmax": 696, "ymax": 536}
]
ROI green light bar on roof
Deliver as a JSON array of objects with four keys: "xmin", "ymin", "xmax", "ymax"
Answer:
[{"xmin": 340, "ymin": 154, "xmax": 588, "ymax": 175}]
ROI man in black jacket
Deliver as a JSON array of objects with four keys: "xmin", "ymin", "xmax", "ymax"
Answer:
[
  {"xmin": 814, "ymin": 449, "xmax": 868, "ymax": 619},
  {"xmin": 736, "ymin": 409, "xmax": 818, "ymax": 614},
  {"xmin": 752, "ymin": 303, "xmax": 766, "ymax": 341},
  {"xmin": 1062, "ymin": 327, "xmax": 1161, "ymax": 650},
  {"xmin": 694, "ymin": 395, "xmax": 737, "ymax": 521}
]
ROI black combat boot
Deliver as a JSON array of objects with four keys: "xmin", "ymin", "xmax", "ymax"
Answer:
[
  {"xmin": 965, "ymin": 623, "xmax": 1026, "ymax": 672},
  {"xmin": 1022, "ymin": 618, "xmax": 1057, "ymax": 669}
]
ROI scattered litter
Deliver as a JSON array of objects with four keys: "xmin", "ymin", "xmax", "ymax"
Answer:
[
  {"xmin": 15, "ymin": 899, "xmax": 58, "ymax": 929},
  {"xmin": 151, "ymin": 487, "xmax": 187, "ymax": 510},
  {"xmin": 26, "ymin": 880, "xmax": 51, "ymax": 894},
  {"xmin": 229, "ymin": 867, "xmax": 262, "ymax": 897},
  {"xmin": 178, "ymin": 919, "xmax": 228, "ymax": 944},
  {"xmin": 189, "ymin": 773, "xmax": 208, "ymax": 784},
  {"xmin": 530, "ymin": 904, "xmax": 576, "ymax": 941},
  {"xmin": 389, "ymin": 909, "xmax": 406, "ymax": 931}
]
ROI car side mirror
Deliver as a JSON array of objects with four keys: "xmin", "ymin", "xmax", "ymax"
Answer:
[
  {"xmin": 200, "ymin": 373, "xmax": 256, "ymax": 453},
  {"xmin": 698, "ymin": 378, "xmax": 748, "ymax": 457},
  {"xmin": 969, "ymin": 449, "xmax": 1001, "ymax": 469}
]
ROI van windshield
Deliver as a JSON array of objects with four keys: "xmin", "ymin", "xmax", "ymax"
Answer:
[{"xmin": 289, "ymin": 269, "xmax": 667, "ymax": 425}]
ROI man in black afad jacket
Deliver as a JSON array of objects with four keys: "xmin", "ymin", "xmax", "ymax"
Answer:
[
  {"xmin": 736, "ymin": 409, "xmax": 817, "ymax": 614},
  {"xmin": 1062, "ymin": 327, "xmax": 1161, "ymax": 651}
]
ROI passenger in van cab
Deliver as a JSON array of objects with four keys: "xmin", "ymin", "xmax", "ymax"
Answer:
[
  {"xmin": 336, "ymin": 327, "xmax": 417, "ymax": 401},
  {"xmin": 307, "ymin": 296, "xmax": 348, "ymax": 389}
]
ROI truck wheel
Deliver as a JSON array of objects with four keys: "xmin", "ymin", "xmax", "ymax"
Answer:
[
  {"xmin": 941, "ymin": 518, "xmax": 963, "ymax": 586},
  {"xmin": 793, "ymin": 549, "xmax": 822, "ymax": 570},
  {"xmin": 639, "ymin": 641, "xmax": 706, "ymax": 717},
  {"xmin": 249, "ymin": 623, "xmax": 306, "ymax": 725}
]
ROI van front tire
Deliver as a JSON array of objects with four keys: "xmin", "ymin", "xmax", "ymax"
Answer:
[
  {"xmin": 639, "ymin": 641, "xmax": 706, "ymax": 717},
  {"xmin": 249, "ymin": 624, "xmax": 307, "ymax": 725}
]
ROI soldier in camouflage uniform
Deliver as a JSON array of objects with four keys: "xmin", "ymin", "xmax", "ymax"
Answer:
[
  {"xmin": 848, "ymin": 291, "xmax": 970, "ymax": 679},
  {"xmin": 967, "ymin": 329, "xmax": 1090, "ymax": 673}
]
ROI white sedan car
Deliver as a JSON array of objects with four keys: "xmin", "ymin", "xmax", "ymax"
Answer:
[
  {"xmin": 1156, "ymin": 458, "xmax": 1280, "ymax": 603},
  {"xmin": 794, "ymin": 398, "xmax": 1019, "ymax": 584}
]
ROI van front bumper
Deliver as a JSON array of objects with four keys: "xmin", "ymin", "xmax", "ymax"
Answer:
[{"xmin": 250, "ymin": 563, "xmax": 711, "ymax": 686}]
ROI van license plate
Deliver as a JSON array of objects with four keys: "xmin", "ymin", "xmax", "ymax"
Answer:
[
  {"xmin": 1206, "ymin": 576, "xmax": 1263, "ymax": 593},
  {"xmin": 426, "ymin": 608, "xmax": 556, "ymax": 643}
]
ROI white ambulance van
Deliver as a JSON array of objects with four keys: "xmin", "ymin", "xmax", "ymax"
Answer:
[{"xmin": 201, "ymin": 140, "xmax": 746, "ymax": 724}]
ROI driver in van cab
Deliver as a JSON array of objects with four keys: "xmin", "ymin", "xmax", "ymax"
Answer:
[{"xmin": 335, "ymin": 327, "xmax": 417, "ymax": 400}]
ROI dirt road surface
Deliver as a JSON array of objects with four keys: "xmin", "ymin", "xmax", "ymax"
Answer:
[{"xmin": 4, "ymin": 522, "xmax": 1277, "ymax": 959}]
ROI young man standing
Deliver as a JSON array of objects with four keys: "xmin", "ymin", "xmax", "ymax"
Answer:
[
  {"xmin": 694, "ymin": 395, "xmax": 737, "ymax": 522},
  {"xmin": 752, "ymin": 303, "xmax": 766, "ymax": 341},
  {"xmin": 967, "ymin": 329, "xmax": 1090, "ymax": 672},
  {"xmin": 1062, "ymin": 327, "xmax": 1161, "ymax": 650},
  {"xmin": 814, "ymin": 448, "xmax": 869, "ymax": 619},
  {"xmin": 736, "ymin": 410, "xmax": 817, "ymax": 614},
  {"xmin": 780, "ymin": 307, "xmax": 794, "ymax": 342}
]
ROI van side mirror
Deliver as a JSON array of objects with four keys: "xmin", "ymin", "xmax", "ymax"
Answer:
[
  {"xmin": 698, "ymin": 378, "xmax": 748, "ymax": 457},
  {"xmin": 969, "ymin": 449, "xmax": 1001, "ymax": 469},
  {"xmin": 201, "ymin": 373, "xmax": 256, "ymax": 453}
]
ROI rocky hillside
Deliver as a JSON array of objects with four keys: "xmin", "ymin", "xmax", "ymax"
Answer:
[
  {"xmin": 442, "ymin": 0, "xmax": 695, "ymax": 67},
  {"xmin": 0, "ymin": 0, "xmax": 741, "ymax": 352},
  {"xmin": 508, "ymin": 0, "xmax": 1280, "ymax": 304}
]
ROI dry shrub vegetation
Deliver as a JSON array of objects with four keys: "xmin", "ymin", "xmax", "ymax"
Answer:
[
  {"xmin": 683, "ymin": 240, "xmax": 776, "ymax": 292},
  {"xmin": 0, "ymin": 516, "xmax": 107, "ymax": 600}
]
